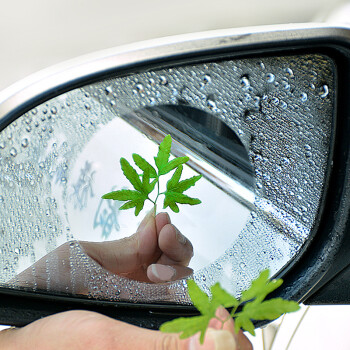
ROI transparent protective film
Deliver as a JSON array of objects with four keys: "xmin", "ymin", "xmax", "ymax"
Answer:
[{"xmin": 0, "ymin": 54, "xmax": 334, "ymax": 303}]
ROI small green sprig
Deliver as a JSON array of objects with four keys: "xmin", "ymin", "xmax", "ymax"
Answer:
[
  {"xmin": 102, "ymin": 135, "xmax": 202, "ymax": 216},
  {"xmin": 160, "ymin": 269, "xmax": 300, "ymax": 344}
]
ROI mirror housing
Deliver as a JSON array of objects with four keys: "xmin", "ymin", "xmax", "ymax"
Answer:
[{"xmin": 0, "ymin": 23, "xmax": 350, "ymax": 328}]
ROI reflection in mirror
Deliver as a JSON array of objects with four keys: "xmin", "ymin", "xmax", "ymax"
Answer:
[{"xmin": 0, "ymin": 53, "xmax": 334, "ymax": 303}]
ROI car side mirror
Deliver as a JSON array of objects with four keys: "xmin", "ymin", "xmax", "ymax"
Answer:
[{"xmin": 0, "ymin": 23, "xmax": 349, "ymax": 329}]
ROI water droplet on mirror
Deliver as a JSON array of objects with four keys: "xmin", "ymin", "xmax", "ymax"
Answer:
[
  {"xmin": 266, "ymin": 73, "xmax": 275, "ymax": 83},
  {"xmin": 285, "ymin": 67, "xmax": 294, "ymax": 78},
  {"xmin": 10, "ymin": 148, "xmax": 17, "ymax": 157},
  {"xmin": 160, "ymin": 76, "xmax": 168, "ymax": 85},
  {"xmin": 240, "ymin": 75, "xmax": 250, "ymax": 90},
  {"xmin": 50, "ymin": 106, "xmax": 57, "ymax": 115},
  {"xmin": 135, "ymin": 84, "xmax": 144, "ymax": 93},
  {"xmin": 21, "ymin": 138, "xmax": 29, "ymax": 148},
  {"xmin": 0, "ymin": 141, "xmax": 6, "ymax": 149},
  {"xmin": 105, "ymin": 86, "xmax": 113, "ymax": 95},
  {"xmin": 318, "ymin": 85, "xmax": 329, "ymax": 98},
  {"xmin": 207, "ymin": 99, "xmax": 217, "ymax": 111},
  {"xmin": 203, "ymin": 75, "xmax": 211, "ymax": 84},
  {"xmin": 300, "ymin": 92, "xmax": 308, "ymax": 102}
]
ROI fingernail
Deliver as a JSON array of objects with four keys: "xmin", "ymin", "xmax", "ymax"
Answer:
[
  {"xmin": 175, "ymin": 228, "xmax": 187, "ymax": 244},
  {"xmin": 188, "ymin": 329, "xmax": 237, "ymax": 350},
  {"xmin": 150, "ymin": 264, "xmax": 176, "ymax": 281}
]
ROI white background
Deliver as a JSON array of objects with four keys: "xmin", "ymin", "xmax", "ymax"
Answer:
[{"xmin": 1, "ymin": 0, "xmax": 350, "ymax": 349}]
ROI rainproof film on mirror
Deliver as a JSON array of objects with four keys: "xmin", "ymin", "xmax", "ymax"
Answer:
[{"xmin": 0, "ymin": 53, "xmax": 335, "ymax": 304}]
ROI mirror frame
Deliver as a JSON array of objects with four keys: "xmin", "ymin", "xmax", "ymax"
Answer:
[{"xmin": 0, "ymin": 23, "xmax": 350, "ymax": 328}]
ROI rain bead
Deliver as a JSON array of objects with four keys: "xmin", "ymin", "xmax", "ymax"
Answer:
[
  {"xmin": 304, "ymin": 144, "xmax": 311, "ymax": 151},
  {"xmin": 203, "ymin": 75, "xmax": 211, "ymax": 84},
  {"xmin": 26, "ymin": 126, "xmax": 32, "ymax": 132},
  {"xmin": 280, "ymin": 101, "xmax": 288, "ymax": 109},
  {"xmin": 105, "ymin": 86, "xmax": 113, "ymax": 95},
  {"xmin": 0, "ymin": 141, "xmax": 6, "ymax": 149},
  {"xmin": 240, "ymin": 76, "xmax": 250, "ymax": 90},
  {"xmin": 135, "ymin": 84, "xmax": 144, "ymax": 93},
  {"xmin": 318, "ymin": 85, "xmax": 329, "ymax": 98},
  {"xmin": 10, "ymin": 147, "xmax": 17, "ymax": 157},
  {"xmin": 285, "ymin": 67, "xmax": 294, "ymax": 78},
  {"xmin": 207, "ymin": 99, "xmax": 217, "ymax": 111},
  {"xmin": 300, "ymin": 92, "xmax": 308, "ymax": 102},
  {"xmin": 84, "ymin": 103, "xmax": 91, "ymax": 110},
  {"xmin": 149, "ymin": 78, "xmax": 156, "ymax": 86},
  {"xmin": 160, "ymin": 76, "xmax": 168, "ymax": 85},
  {"xmin": 21, "ymin": 138, "xmax": 29, "ymax": 148},
  {"xmin": 266, "ymin": 73, "xmax": 275, "ymax": 83},
  {"xmin": 51, "ymin": 106, "xmax": 57, "ymax": 114}
]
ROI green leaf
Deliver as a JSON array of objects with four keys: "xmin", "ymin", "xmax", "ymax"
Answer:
[
  {"xmin": 234, "ymin": 315, "xmax": 256, "ymax": 336},
  {"xmin": 241, "ymin": 269, "xmax": 283, "ymax": 303},
  {"xmin": 141, "ymin": 168, "xmax": 157, "ymax": 195},
  {"xmin": 164, "ymin": 192, "xmax": 201, "ymax": 208},
  {"xmin": 160, "ymin": 315, "xmax": 210, "ymax": 344},
  {"xmin": 211, "ymin": 283, "xmax": 239, "ymax": 308},
  {"xmin": 132, "ymin": 153, "xmax": 157, "ymax": 178},
  {"xmin": 166, "ymin": 165, "xmax": 183, "ymax": 190},
  {"xmin": 167, "ymin": 175, "xmax": 202, "ymax": 193},
  {"xmin": 119, "ymin": 199, "xmax": 145, "ymax": 216},
  {"xmin": 120, "ymin": 158, "xmax": 143, "ymax": 192},
  {"xmin": 154, "ymin": 134, "xmax": 172, "ymax": 173},
  {"xmin": 161, "ymin": 156, "xmax": 189, "ymax": 175},
  {"xmin": 242, "ymin": 298, "xmax": 300, "ymax": 320},
  {"xmin": 187, "ymin": 280, "xmax": 212, "ymax": 315},
  {"xmin": 102, "ymin": 189, "xmax": 144, "ymax": 201}
]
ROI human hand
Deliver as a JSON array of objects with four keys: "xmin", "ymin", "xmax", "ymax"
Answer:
[
  {"xmin": 81, "ymin": 210, "xmax": 194, "ymax": 283},
  {"xmin": 11, "ymin": 210, "xmax": 194, "ymax": 291},
  {"xmin": 0, "ymin": 308, "xmax": 252, "ymax": 350}
]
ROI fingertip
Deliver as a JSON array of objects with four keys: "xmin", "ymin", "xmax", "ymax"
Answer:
[{"xmin": 155, "ymin": 212, "xmax": 171, "ymax": 232}]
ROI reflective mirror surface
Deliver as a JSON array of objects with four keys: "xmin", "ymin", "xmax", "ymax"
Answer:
[{"xmin": 0, "ymin": 53, "xmax": 335, "ymax": 303}]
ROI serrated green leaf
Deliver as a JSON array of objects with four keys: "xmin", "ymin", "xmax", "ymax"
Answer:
[
  {"xmin": 241, "ymin": 269, "xmax": 282, "ymax": 303},
  {"xmin": 164, "ymin": 192, "xmax": 201, "ymax": 206},
  {"xmin": 154, "ymin": 134, "xmax": 172, "ymax": 172},
  {"xmin": 166, "ymin": 165, "xmax": 183, "ymax": 190},
  {"xmin": 119, "ymin": 199, "xmax": 145, "ymax": 216},
  {"xmin": 160, "ymin": 315, "xmax": 210, "ymax": 344},
  {"xmin": 102, "ymin": 189, "xmax": 144, "ymax": 201},
  {"xmin": 120, "ymin": 158, "xmax": 143, "ymax": 192},
  {"xmin": 211, "ymin": 283, "xmax": 239, "ymax": 308},
  {"xmin": 168, "ymin": 201, "xmax": 179, "ymax": 213},
  {"xmin": 242, "ymin": 298, "xmax": 300, "ymax": 320},
  {"xmin": 141, "ymin": 168, "xmax": 157, "ymax": 195},
  {"xmin": 234, "ymin": 315, "xmax": 255, "ymax": 336},
  {"xmin": 168, "ymin": 175, "xmax": 202, "ymax": 193},
  {"xmin": 160, "ymin": 156, "xmax": 189, "ymax": 175},
  {"xmin": 187, "ymin": 280, "xmax": 212, "ymax": 316},
  {"xmin": 132, "ymin": 153, "xmax": 157, "ymax": 178}
]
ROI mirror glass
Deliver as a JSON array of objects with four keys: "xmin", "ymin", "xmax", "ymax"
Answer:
[{"xmin": 0, "ymin": 53, "xmax": 335, "ymax": 303}]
